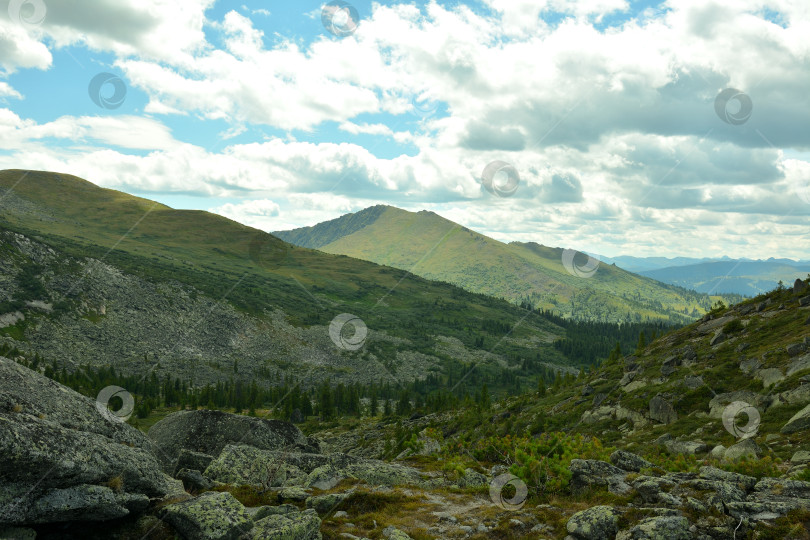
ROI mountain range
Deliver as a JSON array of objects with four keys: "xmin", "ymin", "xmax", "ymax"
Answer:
[{"xmin": 0, "ymin": 170, "xmax": 577, "ymax": 397}]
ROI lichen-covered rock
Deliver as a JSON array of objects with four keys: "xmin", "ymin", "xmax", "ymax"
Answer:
[
  {"xmin": 0, "ymin": 357, "xmax": 177, "ymax": 525},
  {"xmin": 456, "ymin": 468, "xmax": 488, "ymax": 488},
  {"xmin": 252, "ymin": 504, "xmax": 300, "ymax": 521},
  {"xmin": 177, "ymin": 468, "xmax": 215, "ymax": 492},
  {"xmin": 610, "ymin": 450, "xmax": 652, "ymax": 472},
  {"xmin": 569, "ymin": 460, "xmax": 631, "ymax": 495},
  {"xmin": 148, "ymin": 410, "xmax": 310, "ymax": 473},
  {"xmin": 176, "ymin": 450, "xmax": 215, "ymax": 476},
  {"xmin": 663, "ymin": 439, "xmax": 707, "ymax": 455},
  {"xmin": 649, "ymin": 395, "xmax": 677, "ymax": 424},
  {"xmin": 306, "ymin": 493, "xmax": 349, "ymax": 515},
  {"xmin": 698, "ymin": 466, "xmax": 757, "ymax": 491},
  {"xmin": 723, "ymin": 438, "xmax": 760, "ymax": 461},
  {"xmin": 781, "ymin": 403, "xmax": 810, "ymax": 434},
  {"xmin": 616, "ymin": 516, "xmax": 691, "ymax": 539},
  {"xmin": 252, "ymin": 509, "xmax": 321, "ymax": 540},
  {"xmin": 203, "ymin": 445, "xmax": 307, "ymax": 487},
  {"xmin": 341, "ymin": 460, "xmax": 428, "ymax": 487},
  {"xmin": 279, "ymin": 487, "xmax": 309, "ymax": 501},
  {"xmin": 566, "ymin": 505, "xmax": 619, "ymax": 540},
  {"xmin": 27, "ymin": 484, "xmax": 148, "ymax": 523},
  {"xmin": 382, "ymin": 525, "xmax": 413, "ymax": 539},
  {"xmin": 161, "ymin": 491, "xmax": 253, "ymax": 540}
]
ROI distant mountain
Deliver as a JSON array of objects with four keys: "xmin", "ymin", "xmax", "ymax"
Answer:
[
  {"xmin": 275, "ymin": 205, "xmax": 737, "ymax": 323},
  {"xmin": 596, "ymin": 254, "xmax": 810, "ymax": 276},
  {"xmin": 640, "ymin": 260, "xmax": 810, "ymax": 296}
]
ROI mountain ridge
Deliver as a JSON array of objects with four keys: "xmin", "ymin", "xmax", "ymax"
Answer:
[{"xmin": 274, "ymin": 205, "xmax": 742, "ymax": 324}]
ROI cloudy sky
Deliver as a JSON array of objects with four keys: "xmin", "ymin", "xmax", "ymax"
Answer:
[{"xmin": 1, "ymin": 0, "xmax": 809, "ymax": 259}]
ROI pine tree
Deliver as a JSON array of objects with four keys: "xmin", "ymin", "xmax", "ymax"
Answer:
[
  {"xmin": 479, "ymin": 383, "xmax": 491, "ymax": 410},
  {"xmin": 634, "ymin": 331, "xmax": 647, "ymax": 355},
  {"xmin": 537, "ymin": 378, "xmax": 546, "ymax": 397}
]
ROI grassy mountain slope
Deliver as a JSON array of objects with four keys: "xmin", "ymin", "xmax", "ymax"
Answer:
[
  {"xmin": 275, "ymin": 205, "xmax": 735, "ymax": 324},
  {"xmin": 0, "ymin": 169, "xmax": 580, "ymax": 395},
  {"xmin": 641, "ymin": 260, "xmax": 810, "ymax": 296}
]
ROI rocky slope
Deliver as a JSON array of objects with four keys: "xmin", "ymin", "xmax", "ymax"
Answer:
[
  {"xmin": 0, "ymin": 226, "xmax": 565, "ymax": 390},
  {"xmin": 2, "ymin": 279, "xmax": 810, "ymax": 539}
]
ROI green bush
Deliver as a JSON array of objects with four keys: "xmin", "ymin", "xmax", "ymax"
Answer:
[
  {"xmin": 722, "ymin": 318, "xmax": 744, "ymax": 334},
  {"xmin": 445, "ymin": 432, "xmax": 612, "ymax": 493}
]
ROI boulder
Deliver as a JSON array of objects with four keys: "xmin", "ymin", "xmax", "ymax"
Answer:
[
  {"xmin": 382, "ymin": 526, "xmax": 413, "ymax": 539},
  {"xmin": 306, "ymin": 493, "xmax": 349, "ymax": 515},
  {"xmin": 781, "ymin": 403, "xmax": 810, "ymax": 434},
  {"xmin": 649, "ymin": 395, "xmax": 677, "ymax": 424},
  {"xmin": 252, "ymin": 510, "xmax": 321, "ymax": 539},
  {"xmin": 724, "ymin": 439, "xmax": 760, "ymax": 461},
  {"xmin": 787, "ymin": 353, "xmax": 810, "ymax": 376},
  {"xmin": 569, "ymin": 460, "xmax": 631, "ymax": 495},
  {"xmin": 708, "ymin": 391, "xmax": 769, "ymax": 418},
  {"xmin": 791, "ymin": 451, "xmax": 810, "ymax": 465},
  {"xmin": 566, "ymin": 506, "xmax": 619, "ymax": 540},
  {"xmin": 148, "ymin": 409, "xmax": 310, "ymax": 473},
  {"xmin": 697, "ymin": 315, "xmax": 735, "ymax": 335},
  {"xmin": 681, "ymin": 345, "xmax": 697, "ymax": 362},
  {"xmin": 682, "ymin": 375, "xmax": 703, "ymax": 390},
  {"xmin": 710, "ymin": 332, "xmax": 727, "ymax": 346},
  {"xmin": 616, "ymin": 516, "xmax": 691, "ymax": 540},
  {"xmin": 787, "ymin": 343, "xmax": 807, "ymax": 357},
  {"xmin": 203, "ymin": 445, "xmax": 307, "ymax": 487},
  {"xmin": 279, "ymin": 487, "xmax": 309, "ymax": 502},
  {"xmin": 698, "ymin": 466, "xmax": 757, "ymax": 491},
  {"xmin": 456, "ymin": 468, "xmax": 488, "ymax": 488},
  {"xmin": 754, "ymin": 477, "xmax": 810, "ymax": 499},
  {"xmin": 800, "ymin": 296, "xmax": 810, "ymax": 307},
  {"xmin": 161, "ymin": 492, "xmax": 253, "ymax": 540},
  {"xmin": 176, "ymin": 450, "xmax": 215, "ymax": 476},
  {"xmin": 755, "ymin": 368, "xmax": 784, "ymax": 387},
  {"xmin": 773, "ymin": 384, "xmax": 810, "ymax": 407},
  {"xmin": 251, "ymin": 504, "xmax": 300, "ymax": 521},
  {"xmin": 664, "ymin": 440, "xmax": 707, "ymax": 455},
  {"xmin": 177, "ymin": 469, "xmax": 215, "ymax": 492},
  {"xmin": 341, "ymin": 460, "xmax": 427, "ymax": 487},
  {"xmin": 0, "ymin": 357, "xmax": 178, "ymax": 525},
  {"xmin": 27, "ymin": 484, "xmax": 148, "ymax": 523},
  {"xmin": 795, "ymin": 279, "xmax": 808, "ymax": 293},
  {"xmin": 610, "ymin": 450, "xmax": 652, "ymax": 472},
  {"xmin": 739, "ymin": 357, "xmax": 761, "ymax": 374}
]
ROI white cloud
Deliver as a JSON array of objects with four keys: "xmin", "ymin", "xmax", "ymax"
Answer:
[{"xmin": 1, "ymin": 0, "xmax": 809, "ymax": 258}]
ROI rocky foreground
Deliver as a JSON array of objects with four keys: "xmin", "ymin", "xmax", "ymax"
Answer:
[{"xmin": 2, "ymin": 355, "xmax": 810, "ymax": 539}]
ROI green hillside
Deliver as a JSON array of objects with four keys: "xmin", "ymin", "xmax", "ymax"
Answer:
[
  {"xmin": 275, "ymin": 205, "xmax": 737, "ymax": 324},
  {"xmin": 0, "ymin": 169, "xmax": 579, "ymax": 397}
]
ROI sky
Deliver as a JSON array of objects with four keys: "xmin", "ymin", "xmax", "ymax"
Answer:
[{"xmin": 1, "ymin": 0, "xmax": 809, "ymax": 259}]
